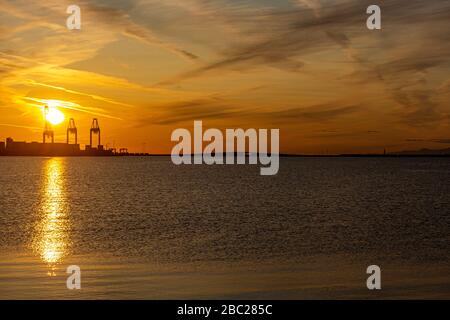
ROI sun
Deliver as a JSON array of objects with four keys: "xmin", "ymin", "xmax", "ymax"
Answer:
[{"xmin": 46, "ymin": 107, "xmax": 65, "ymax": 125}]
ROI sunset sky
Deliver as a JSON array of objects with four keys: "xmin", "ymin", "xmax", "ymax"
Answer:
[{"xmin": 1, "ymin": 0, "xmax": 449, "ymax": 154}]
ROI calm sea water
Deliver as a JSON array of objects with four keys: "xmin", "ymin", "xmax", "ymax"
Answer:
[{"xmin": 0, "ymin": 157, "xmax": 449, "ymax": 299}]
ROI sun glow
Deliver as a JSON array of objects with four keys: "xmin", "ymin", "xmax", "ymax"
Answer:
[{"xmin": 45, "ymin": 106, "xmax": 65, "ymax": 125}]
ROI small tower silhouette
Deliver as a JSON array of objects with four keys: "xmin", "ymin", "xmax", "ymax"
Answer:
[
  {"xmin": 43, "ymin": 105, "xmax": 54, "ymax": 143},
  {"xmin": 90, "ymin": 118, "xmax": 101, "ymax": 148},
  {"xmin": 67, "ymin": 118, "xmax": 77, "ymax": 144}
]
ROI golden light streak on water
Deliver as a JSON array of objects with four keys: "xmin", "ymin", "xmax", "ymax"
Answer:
[{"xmin": 33, "ymin": 158, "xmax": 70, "ymax": 275}]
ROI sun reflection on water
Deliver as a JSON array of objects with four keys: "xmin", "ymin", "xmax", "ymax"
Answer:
[{"xmin": 33, "ymin": 158, "xmax": 70, "ymax": 275}]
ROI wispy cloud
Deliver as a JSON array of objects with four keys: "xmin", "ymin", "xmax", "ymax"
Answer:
[
  {"xmin": 25, "ymin": 80, "xmax": 133, "ymax": 108},
  {"xmin": 266, "ymin": 104, "xmax": 360, "ymax": 124},
  {"xmin": 0, "ymin": 123, "xmax": 42, "ymax": 131},
  {"xmin": 21, "ymin": 97, "xmax": 123, "ymax": 120}
]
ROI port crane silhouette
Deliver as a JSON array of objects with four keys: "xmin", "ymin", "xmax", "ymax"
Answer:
[
  {"xmin": 43, "ymin": 105, "xmax": 54, "ymax": 143},
  {"xmin": 67, "ymin": 118, "xmax": 78, "ymax": 144},
  {"xmin": 90, "ymin": 118, "xmax": 101, "ymax": 148}
]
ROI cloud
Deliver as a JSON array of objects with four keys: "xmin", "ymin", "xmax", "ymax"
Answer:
[
  {"xmin": 83, "ymin": 2, "xmax": 199, "ymax": 61},
  {"xmin": 305, "ymin": 129, "xmax": 379, "ymax": 139},
  {"xmin": 432, "ymin": 139, "xmax": 450, "ymax": 144},
  {"xmin": 154, "ymin": 0, "xmax": 449, "ymax": 131},
  {"xmin": 138, "ymin": 98, "xmax": 360, "ymax": 127},
  {"xmin": 25, "ymin": 80, "xmax": 133, "ymax": 108},
  {"xmin": 136, "ymin": 98, "xmax": 252, "ymax": 126},
  {"xmin": 396, "ymin": 91, "xmax": 441, "ymax": 126},
  {"xmin": 0, "ymin": 123, "xmax": 42, "ymax": 131},
  {"xmin": 406, "ymin": 138, "xmax": 450, "ymax": 144},
  {"xmin": 265, "ymin": 104, "xmax": 360, "ymax": 124},
  {"xmin": 0, "ymin": 0, "xmax": 198, "ymax": 63},
  {"xmin": 21, "ymin": 97, "xmax": 123, "ymax": 120}
]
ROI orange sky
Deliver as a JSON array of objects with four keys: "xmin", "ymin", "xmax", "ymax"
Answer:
[{"xmin": 1, "ymin": 0, "xmax": 449, "ymax": 154}]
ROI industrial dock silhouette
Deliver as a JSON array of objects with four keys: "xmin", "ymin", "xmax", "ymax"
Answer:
[
  {"xmin": 0, "ymin": 107, "xmax": 138, "ymax": 156},
  {"xmin": 2, "ymin": 107, "xmax": 450, "ymax": 158}
]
